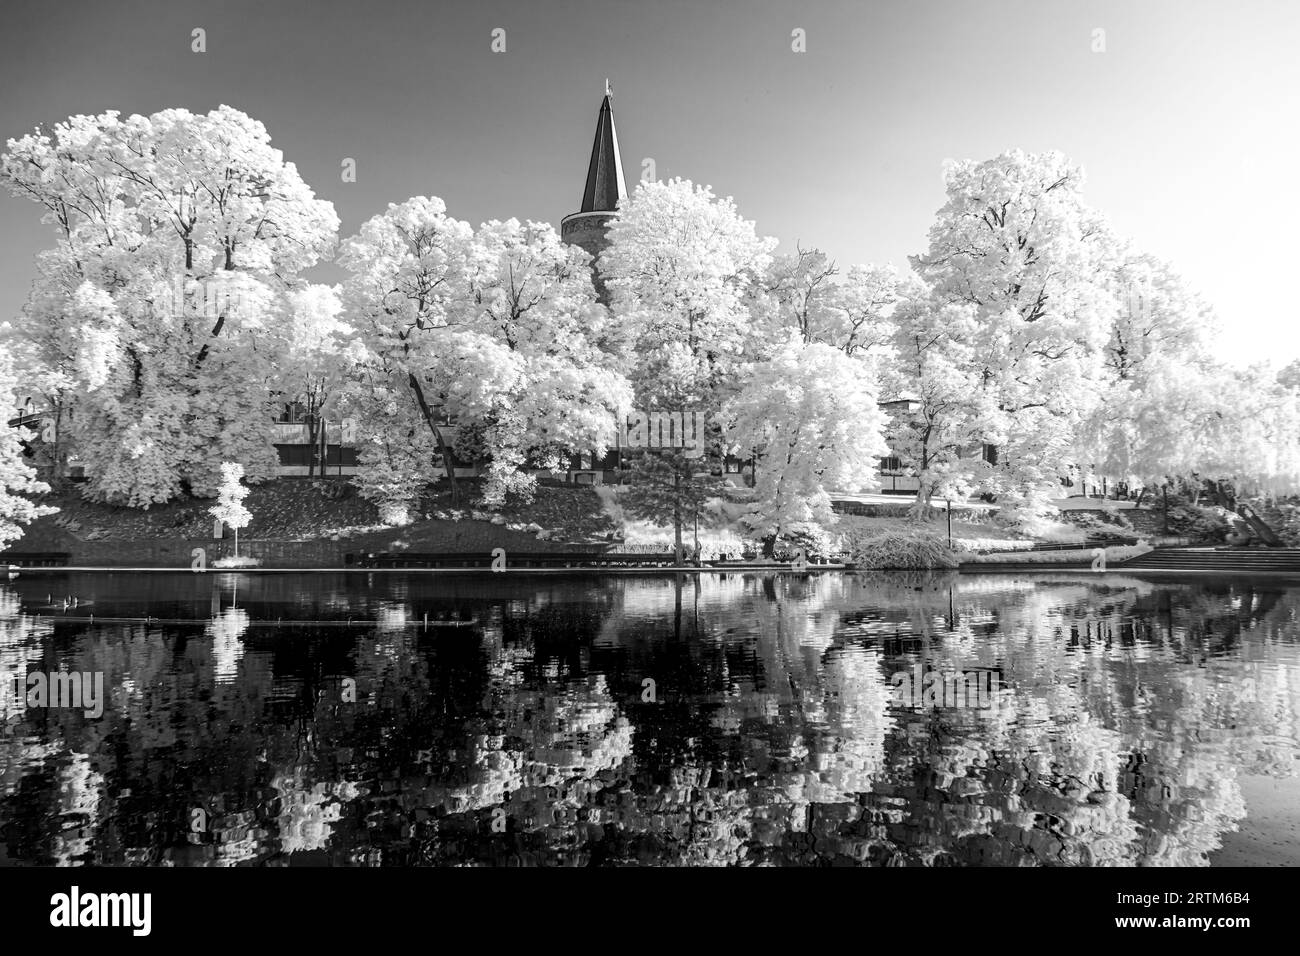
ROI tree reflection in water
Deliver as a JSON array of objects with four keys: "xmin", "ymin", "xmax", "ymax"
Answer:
[{"xmin": 0, "ymin": 570, "xmax": 1297, "ymax": 866}]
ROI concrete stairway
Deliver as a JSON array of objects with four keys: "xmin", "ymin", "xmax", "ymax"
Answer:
[{"xmin": 1119, "ymin": 547, "xmax": 1300, "ymax": 573}]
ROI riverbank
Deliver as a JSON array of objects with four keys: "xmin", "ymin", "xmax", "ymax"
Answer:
[
  {"xmin": 2, "ymin": 479, "xmax": 621, "ymax": 568},
  {"xmin": 2, "ymin": 478, "xmax": 1173, "ymax": 571},
  {"xmin": 8, "ymin": 563, "xmax": 851, "ymax": 575}
]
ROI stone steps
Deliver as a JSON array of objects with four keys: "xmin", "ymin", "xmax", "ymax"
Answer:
[{"xmin": 1120, "ymin": 547, "xmax": 1300, "ymax": 572}]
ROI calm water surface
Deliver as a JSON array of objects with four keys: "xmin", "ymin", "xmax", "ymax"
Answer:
[{"xmin": 1, "ymin": 570, "xmax": 1298, "ymax": 866}]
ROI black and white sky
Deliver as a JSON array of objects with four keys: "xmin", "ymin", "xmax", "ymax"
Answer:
[{"xmin": 1, "ymin": 0, "xmax": 1296, "ymax": 365}]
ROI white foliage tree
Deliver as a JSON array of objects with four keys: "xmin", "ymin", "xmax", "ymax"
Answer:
[
  {"xmin": 602, "ymin": 178, "xmax": 776, "ymax": 392},
  {"xmin": 1076, "ymin": 250, "xmax": 1234, "ymax": 496},
  {"xmin": 1, "ymin": 105, "xmax": 339, "ymax": 505},
  {"xmin": 465, "ymin": 218, "xmax": 630, "ymax": 506},
  {"xmin": 757, "ymin": 252, "xmax": 905, "ymax": 373},
  {"xmin": 884, "ymin": 291, "xmax": 998, "ymax": 515},
  {"xmin": 209, "ymin": 461, "xmax": 252, "ymax": 558},
  {"xmin": 913, "ymin": 149, "xmax": 1117, "ymax": 526},
  {"xmin": 339, "ymin": 203, "xmax": 631, "ymax": 518},
  {"xmin": 337, "ymin": 196, "xmax": 477, "ymax": 518},
  {"xmin": 0, "ymin": 354, "xmax": 58, "ymax": 552},
  {"xmin": 758, "ymin": 246, "xmax": 840, "ymax": 346},
  {"xmin": 601, "ymin": 178, "xmax": 776, "ymax": 561},
  {"xmin": 724, "ymin": 335, "xmax": 889, "ymax": 554},
  {"xmin": 280, "ymin": 284, "xmax": 351, "ymax": 477}
]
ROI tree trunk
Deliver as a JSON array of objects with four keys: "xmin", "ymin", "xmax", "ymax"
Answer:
[
  {"xmin": 194, "ymin": 299, "xmax": 227, "ymax": 369},
  {"xmin": 406, "ymin": 372, "xmax": 459, "ymax": 499},
  {"xmin": 761, "ymin": 533, "xmax": 777, "ymax": 559},
  {"xmin": 306, "ymin": 415, "xmax": 321, "ymax": 478},
  {"xmin": 909, "ymin": 484, "xmax": 934, "ymax": 521},
  {"xmin": 47, "ymin": 400, "xmax": 68, "ymax": 489},
  {"xmin": 673, "ymin": 470, "xmax": 683, "ymax": 566}
]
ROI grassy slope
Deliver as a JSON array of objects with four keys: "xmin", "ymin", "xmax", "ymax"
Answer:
[
  {"xmin": 834, "ymin": 513, "xmax": 1041, "ymax": 551},
  {"xmin": 11, "ymin": 478, "xmax": 617, "ymax": 554}
]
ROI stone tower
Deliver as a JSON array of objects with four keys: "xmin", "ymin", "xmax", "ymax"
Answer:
[{"xmin": 561, "ymin": 83, "xmax": 627, "ymax": 298}]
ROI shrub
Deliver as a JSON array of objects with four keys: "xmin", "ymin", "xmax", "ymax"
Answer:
[
  {"xmin": 1002, "ymin": 510, "xmax": 1086, "ymax": 543},
  {"xmin": 1275, "ymin": 503, "xmax": 1300, "ymax": 546},
  {"xmin": 776, "ymin": 522, "xmax": 837, "ymax": 557},
  {"xmin": 320, "ymin": 481, "xmax": 351, "ymax": 501},
  {"xmin": 213, "ymin": 555, "xmax": 262, "ymax": 569},
  {"xmin": 845, "ymin": 528, "xmax": 959, "ymax": 569},
  {"xmin": 964, "ymin": 543, "xmax": 1152, "ymax": 565},
  {"xmin": 1099, "ymin": 509, "xmax": 1135, "ymax": 530},
  {"xmin": 352, "ymin": 454, "xmax": 423, "ymax": 527},
  {"xmin": 377, "ymin": 501, "xmax": 413, "ymax": 527},
  {"xmin": 1164, "ymin": 504, "xmax": 1230, "ymax": 542},
  {"xmin": 951, "ymin": 537, "xmax": 1036, "ymax": 553},
  {"xmin": 1067, "ymin": 509, "xmax": 1134, "ymax": 533}
]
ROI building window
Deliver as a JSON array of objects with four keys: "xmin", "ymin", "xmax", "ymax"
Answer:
[
  {"xmin": 274, "ymin": 443, "xmax": 312, "ymax": 466},
  {"xmin": 274, "ymin": 401, "xmax": 309, "ymax": 424},
  {"xmin": 275, "ymin": 444, "xmax": 358, "ymax": 467}
]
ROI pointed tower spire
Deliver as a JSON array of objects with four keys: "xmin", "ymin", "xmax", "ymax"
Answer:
[
  {"xmin": 562, "ymin": 86, "xmax": 630, "ymax": 302},
  {"xmin": 579, "ymin": 88, "xmax": 627, "ymax": 213}
]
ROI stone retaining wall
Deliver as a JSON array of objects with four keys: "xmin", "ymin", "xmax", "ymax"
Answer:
[{"xmin": 66, "ymin": 538, "xmax": 347, "ymax": 568}]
